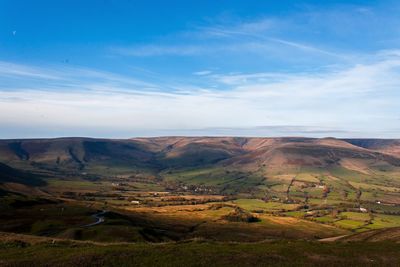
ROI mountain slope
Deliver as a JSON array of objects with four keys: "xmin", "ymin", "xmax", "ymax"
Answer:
[
  {"xmin": 0, "ymin": 137, "xmax": 399, "ymax": 195},
  {"xmin": 0, "ymin": 162, "xmax": 45, "ymax": 186},
  {"xmin": 344, "ymin": 139, "xmax": 400, "ymax": 157}
]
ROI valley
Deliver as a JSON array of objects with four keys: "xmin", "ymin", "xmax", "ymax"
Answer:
[{"xmin": 1, "ymin": 137, "xmax": 400, "ymax": 265}]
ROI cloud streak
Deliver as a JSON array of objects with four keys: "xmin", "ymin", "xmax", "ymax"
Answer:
[
  {"xmin": 1, "ymin": 50, "xmax": 400, "ymax": 138},
  {"xmin": 110, "ymin": 15, "xmax": 350, "ymax": 61}
]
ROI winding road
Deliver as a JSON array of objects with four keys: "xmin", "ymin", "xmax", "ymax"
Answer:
[{"xmin": 82, "ymin": 210, "xmax": 107, "ymax": 228}]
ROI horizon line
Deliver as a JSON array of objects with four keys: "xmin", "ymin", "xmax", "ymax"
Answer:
[{"xmin": 0, "ymin": 135, "xmax": 398, "ymax": 141}]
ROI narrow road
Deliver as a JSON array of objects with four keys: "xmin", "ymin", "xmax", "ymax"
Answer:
[
  {"xmin": 318, "ymin": 235, "xmax": 348, "ymax": 242},
  {"xmin": 82, "ymin": 210, "xmax": 107, "ymax": 228}
]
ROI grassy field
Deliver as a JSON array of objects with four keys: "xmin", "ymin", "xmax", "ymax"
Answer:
[
  {"xmin": 233, "ymin": 199, "xmax": 299, "ymax": 212},
  {"xmin": 365, "ymin": 214, "xmax": 400, "ymax": 230}
]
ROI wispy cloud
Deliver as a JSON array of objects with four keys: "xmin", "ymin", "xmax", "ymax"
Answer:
[
  {"xmin": 193, "ymin": 70, "xmax": 213, "ymax": 76},
  {"xmin": 1, "ymin": 50, "xmax": 400, "ymax": 138},
  {"xmin": 111, "ymin": 44, "xmax": 211, "ymax": 57},
  {"xmin": 0, "ymin": 61, "xmax": 164, "ymax": 93},
  {"xmin": 110, "ymin": 1, "xmax": 400, "ymax": 63},
  {"xmin": 195, "ymin": 18, "xmax": 275, "ymax": 38},
  {"xmin": 196, "ymin": 18, "xmax": 346, "ymax": 59},
  {"xmin": 266, "ymin": 37, "xmax": 345, "ymax": 59},
  {"xmin": 0, "ymin": 61, "xmax": 60, "ymax": 80},
  {"xmin": 111, "ymin": 15, "xmax": 349, "ymax": 61}
]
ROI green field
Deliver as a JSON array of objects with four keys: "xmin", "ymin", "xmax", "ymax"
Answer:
[{"xmin": 233, "ymin": 199, "xmax": 299, "ymax": 212}]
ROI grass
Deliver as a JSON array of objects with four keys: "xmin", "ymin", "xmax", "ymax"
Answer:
[
  {"xmin": 348, "ymin": 181, "xmax": 399, "ymax": 193},
  {"xmin": 1, "ymin": 235, "xmax": 400, "ymax": 267},
  {"xmin": 284, "ymin": 211, "xmax": 306, "ymax": 218},
  {"xmin": 315, "ymin": 216, "xmax": 337, "ymax": 223},
  {"xmin": 312, "ymin": 212, "xmax": 400, "ymax": 232},
  {"xmin": 341, "ymin": 212, "xmax": 371, "ymax": 221},
  {"xmin": 364, "ymin": 202, "xmax": 400, "ymax": 214},
  {"xmin": 327, "ymin": 167, "xmax": 367, "ymax": 182},
  {"xmin": 45, "ymin": 179, "xmax": 109, "ymax": 192},
  {"xmin": 164, "ymin": 167, "xmax": 266, "ymax": 193},
  {"xmin": 0, "ymin": 198, "xmax": 96, "ymax": 236},
  {"xmin": 334, "ymin": 219, "xmax": 366, "ymax": 230},
  {"xmin": 57, "ymin": 225, "xmax": 146, "ymax": 242},
  {"xmin": 233, "ymin": 199, "xmax": 299, "ymax": 212},
  {"xmin": 365, "ymin": 214, "xmax": 400, "ymax": 230},
  {"xmin": 295, "ymin": 173, "xmax": 320, "ymax": 183}
]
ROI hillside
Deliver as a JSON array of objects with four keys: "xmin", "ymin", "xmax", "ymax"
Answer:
[
  {"xmin": 1, "ymin": 137, "xmax": 399, "ymax": 173},
  {"xmin": 1, "ymin": 231, "xmax": 400, "ymax": 267},
  {"xmin": 0, "ymin": 162, "xmax": 45, "ymax": 186},
  {"xmin": 338, "ymin": 227, "xmax": 400, "ymax": 242},
  {"xmin": 1, "ymin": 137, "xmax": 400, "ymax": 197},
  {"xmin": 344, "ymin": 139, "xmax": 400, "ymax": 157}
]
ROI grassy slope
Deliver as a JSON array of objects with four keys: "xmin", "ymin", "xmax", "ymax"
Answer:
[
  {"xmin": 0, "ymin": 162, "xmax": 46, "ymax": 186},
  {"xmin": 1, "ymin": 137, "xmax": 400, "ymax": 200},
  {"xmin": 339, "ymin": 227, "xmax": 400, "ymax": 242},
  {"xmin": 1, "ymin": 232, "xmax": 400, "ymax": 267}
]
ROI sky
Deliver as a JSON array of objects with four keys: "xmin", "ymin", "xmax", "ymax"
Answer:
[{"xmin": 0, "ymin": 0, "xmax": 400, "ymax": 138}]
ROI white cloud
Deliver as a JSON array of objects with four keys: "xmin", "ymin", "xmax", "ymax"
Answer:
[
  {"xmin": 111, "ymin": 44, "xmax": 211, "ymax": 57},
  {"xmin": 0, "ymin": 51, "xmax": 400, "ymax": 138},
  {"xmin": 193, "ymin": 70, "xmax": 212, "ymax": 76},
  {"xmin": 196, "ymin": 18, "xmax": 275, "ymax": 38},
  {"xmin": 0, "ymin": 61, "xmax": 60, "ymax": 80},
  {"xmin": 110, "ymin": 16, "xmax": 346, "ymax": 60}
]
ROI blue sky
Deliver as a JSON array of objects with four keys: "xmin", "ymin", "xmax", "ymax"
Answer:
[{"xmin": 1, "ymin": 0, "xmax": 400, "ymax": 138}]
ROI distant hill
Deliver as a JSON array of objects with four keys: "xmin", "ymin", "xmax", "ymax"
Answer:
[
  {"xmin": 2, "ymin": 137, "xmax": 399, "ymax": 169},
  {"xmin": 0, "ymin": 137, "xmax": 399, "ymax": 194},
  {"xmin": 344, "ymin": 139, "xmax": 400, "ymax": 157}
]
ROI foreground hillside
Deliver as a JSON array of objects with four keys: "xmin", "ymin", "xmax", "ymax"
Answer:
[
  {"xmin": 338, "ymin": 226, "xmax": 400, "ymax": 242},
  {"xmin": 1, "ymin": 231, "xmax": 400, "ymax": 267}
]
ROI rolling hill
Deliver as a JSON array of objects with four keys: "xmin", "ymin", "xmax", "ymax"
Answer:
[{"xmin": 0, "ymin": 137, "xmax": 400, "ymax": 196}]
